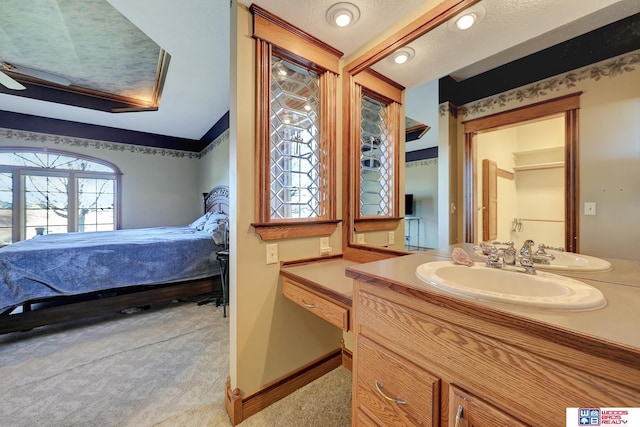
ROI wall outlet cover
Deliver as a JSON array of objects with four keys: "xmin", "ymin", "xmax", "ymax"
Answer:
[{"xmin": 388, "ymin": 231, "xmax": 395, "ymax": 245}]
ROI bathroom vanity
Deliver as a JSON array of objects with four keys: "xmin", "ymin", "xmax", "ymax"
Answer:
[{"xmin": 346, "ymin": 247, "xmax": 640, "ymax": 426}]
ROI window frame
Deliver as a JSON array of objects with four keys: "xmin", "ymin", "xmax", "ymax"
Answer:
[
  {"xmin": 351, "ymin": 70, "xmax": 404, "ymax": 233},
  {"xmin": 250, "ymin": 5, "xmax": 342, "ymax": 240},
  {"xmin": 0, "ymin": 147, "xmax": 121, "ymax": 243}
]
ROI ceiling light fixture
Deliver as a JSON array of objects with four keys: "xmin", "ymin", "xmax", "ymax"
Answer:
[
  {"xmin": 455, "ymin": 13, "xmax": 476, "ymax": 30},
  {"xmin": 391, "ymin": 47, "xmax": 415, "ymax": 65},
  {"xmin": 326, "ymin": 3, "xmax": 360, "ymax": 28},
  {"xmin": 448, "ymin": 6, "xmax": 486, "ymax": 32}
]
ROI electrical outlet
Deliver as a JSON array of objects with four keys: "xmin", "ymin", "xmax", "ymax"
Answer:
[
  {"xmin": 356, "ymin": 234, "xmax": 366, "ymax": 244},
  {"xmin": 388, "ymin": 231, "xmax": 395, "ymax": 245},
  {"xmin": 266, "ymin": 243, "xmax": 278, "ymax": 264},
  {"xmin": 584, "ymin": 202, "xmax": 597, "ymax": 216}
]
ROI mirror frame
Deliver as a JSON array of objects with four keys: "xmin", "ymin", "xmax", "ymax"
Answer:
[{"xmin": 341, "ymin": 0, "xmax": 480, "ymax": 259}]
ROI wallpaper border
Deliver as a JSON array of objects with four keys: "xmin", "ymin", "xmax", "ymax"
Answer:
[{"xmin": 0, "ymin": 127, "xmax": 229, "ymax": 159}]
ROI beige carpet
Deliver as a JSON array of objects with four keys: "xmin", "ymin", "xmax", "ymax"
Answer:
[{"xmin": 0, "ymin": 300, "xmax": 352, "ymax": 427}]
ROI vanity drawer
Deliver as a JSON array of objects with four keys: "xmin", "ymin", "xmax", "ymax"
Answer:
[
  {"xmin": 282, "ymin": 278, "xmax": 350, "ymax": 331},
  {"xmin": 355, "ymin": 335, "xmax": 440, "ymax": 426}
]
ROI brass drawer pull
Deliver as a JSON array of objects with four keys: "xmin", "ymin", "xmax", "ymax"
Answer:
[
  {"xmin": 374, "ymin": 380, "xmax": 407, "ymax": 405},
  {"xmin": 301, "ymin": 299, "xmax": 316, "ymax": 308},
  {"xmin": 454, "ymin": 405, "xmax": 463, "ymax": 427}
]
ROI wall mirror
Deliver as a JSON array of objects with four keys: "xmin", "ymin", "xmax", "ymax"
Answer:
[{"xmin": 343, "ymin": 0, "xmax": 639, "ymax": 259}]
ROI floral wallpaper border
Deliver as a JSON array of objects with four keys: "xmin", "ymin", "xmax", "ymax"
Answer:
[
  {"xmin": 0, "ymin": 127, "xmax": 229, "ymax": 159},
  {"xmin": 406, "ymin": 158, "xmax": 437, "ymax": 168},
  {"xmin": 439, "ymin": 50, "xmax": 639, "ymax": 119}
]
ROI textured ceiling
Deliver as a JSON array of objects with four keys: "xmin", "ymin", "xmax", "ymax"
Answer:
[
  {"xmin": 0, "ymin": 0, "xmax": 637, "ymax": 145},
  {"xmin": 0, "ymin": 0, "xmax": 230, "ymax": 141},
  {"xmin": 0, "ymin": 0, "xmax": 162, "ymax": 102}
]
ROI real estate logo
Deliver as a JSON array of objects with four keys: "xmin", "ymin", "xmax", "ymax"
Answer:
[
  {"xmin": 578, "ymin": 408, "xmax": 600, "ymax": 426},
  {"xmin": 567, "ymin": 408, "xmax": 640, "ymax": 426}
]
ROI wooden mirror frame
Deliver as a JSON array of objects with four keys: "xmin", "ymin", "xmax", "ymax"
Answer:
[{"xmin": 341, "ymin": 0, "xmax": 479, "ymax": 259}]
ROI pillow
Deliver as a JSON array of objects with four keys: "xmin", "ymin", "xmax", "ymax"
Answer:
[
  {"xmin": 188, "ymin": 212, "xmax": 211, "ymax": 230},
  {"xmin": 203, "ymin": 213, "xmax": 228, "ymax": 235}
]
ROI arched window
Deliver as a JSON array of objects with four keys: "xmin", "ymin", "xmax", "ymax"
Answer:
[{"xmin": 0, "ymin": 148, "xmax": 121, "ymax": 245}]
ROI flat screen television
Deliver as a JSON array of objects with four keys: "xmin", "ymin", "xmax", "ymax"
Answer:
[{"xmin": 405, "ymin": 194, "xmax": 414, "ymax": 216}]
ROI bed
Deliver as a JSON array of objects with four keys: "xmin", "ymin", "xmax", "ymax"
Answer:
[{"xmin": 0, "ymin": 185, "xmax": 229, "ymax": 335}]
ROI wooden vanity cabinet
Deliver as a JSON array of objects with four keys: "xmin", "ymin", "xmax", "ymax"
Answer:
[
  {"xmin": 282, "ymin": 277, "xmax": 350, "ymax": 331},
  {"xmin": 449, "ymin": 386, "xmax": 527, "ymax": 427},
  {"xmin": 352, "ymin": 279, "xmax": 640, "ymax": 426}
]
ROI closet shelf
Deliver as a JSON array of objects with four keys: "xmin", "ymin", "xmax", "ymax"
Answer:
[
  {"xmin": 512, "ymin": 146, "xmax": 564, "ymax": 172},
  {"xmin": 512, "ymin": 161, "xmax": 564, "ymax": 172}
]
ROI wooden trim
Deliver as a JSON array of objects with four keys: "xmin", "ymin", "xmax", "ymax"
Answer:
[
  {"xmin": 353, "ymin": 69, "xmax": 404, "ymax": 104},
  {"xmin": 343, "ymin": 0, "xmax": 479, "ymax": 75},
  {"xmin": 463, "ymin": 133, "xmax": 475, "ymax": 243},
  {"xmin": 354, "ymin": 217, "xmax": 402, "ymax": 232},
  {"xmin": 565, "ymin": 108, "xmax": 579, "ymax": 253},
  {"xmin": 462, "ymin": 92, "xmax": 582, "ymax": 132},
  {"xmin": 343, "ymin": 245, "xmax": 410, "ymax": 263},
  {"xmin": 280, "ymin": 253, "xmax": 344, "ymax": 268},
  {"xmin": 341, "ymin": 342, "xmax": 353, "ymax": 371},
  {"xmin": 251, "ymin": 5, "xmax": 343, "ymax": 74},
  {"xmin": 253, "ymin": 12, "xmax": 339, "ymax": 237},
  {"xmin": 252, "ymin": 220, "xmax": 340, "ymax": 240},
  {"xmin": 497, "ymin": 168, "xmax": 514, "ymax": 180},
  {"xmin": 225, "ymin": 349, "xmax": 343, "ymax": 425},
  {"xmin": 255, "ymin": 39, "xmax": 271, "ymax": 223},
  {"xmin": 279, "ymin": 271, "xmax": 353, "ymax": 308}
]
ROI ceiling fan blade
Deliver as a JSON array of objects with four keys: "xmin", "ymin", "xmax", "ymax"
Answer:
[
  {"xmin": 1, "ymin": 62, "xmax": 71, "ymax": 87},
  {"xmin": 0, "ymin": 70, "xmax": 26, "ymax": 90}
]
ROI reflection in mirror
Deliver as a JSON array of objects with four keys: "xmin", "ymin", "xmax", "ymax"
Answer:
[
  {"xmin": 360, "ymin": 94, "xmax": 392, "ymax": 216},
  {"xmin": 476, "ymin": 115, "xmax": 565, "ymax": 250},
  {"xmin": 345, "ymin": 0, "xmax": 639, "ymax": 259}
]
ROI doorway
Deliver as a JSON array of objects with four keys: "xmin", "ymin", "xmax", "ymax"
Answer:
[{"xmin": 463, "ymin": 93, "xmax": 580, "ymax": 252}]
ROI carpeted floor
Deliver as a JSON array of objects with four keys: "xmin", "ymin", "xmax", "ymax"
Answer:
[{"xmin": 0, "ymin": 300, "xmax": 352, "ymax": 427}]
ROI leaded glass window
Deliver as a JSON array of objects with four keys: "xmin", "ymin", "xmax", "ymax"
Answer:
[
  {"xmin": 360, "ymin": 95, "xmax": 393, "ymax": 216},
  {"xmin": 270, "ymin": 55, "xmax": 322, "ymax": 220}
]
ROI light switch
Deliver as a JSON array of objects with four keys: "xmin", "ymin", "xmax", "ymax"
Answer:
[
  {"xmin": 388, "ymin": 231, "xmax": 395, "ymax": 245},
  {"xmin": 266, "ymin": 243, "xmax": 278, "ymax": 264},
  {"xmin": 584, "ymin": 202, "xmax": 597, "ymax": 216}
]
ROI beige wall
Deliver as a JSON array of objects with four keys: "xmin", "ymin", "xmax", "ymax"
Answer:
[
  {"xmin": 200, "ymin": 129, "xmax": 230, "ymax": 191},
  {"xmin": 458, "ymin": 51, "xmax": 640, "ymax": 259},
  {"xmin": 0, "ymin": 131, "xmax": 202, "ymax": 228},
  {"xmin": 229, "ymin": 3, "xmax": 343, "ymax": 394}
]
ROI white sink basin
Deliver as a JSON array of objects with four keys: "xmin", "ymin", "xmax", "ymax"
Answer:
[
  {"xmin": 474, "ymin": 248, "xmax": 612, "ymax": 272},
  {"xmin": 416, "ymin": 261, "xmax": 607, "ymax": 311}
]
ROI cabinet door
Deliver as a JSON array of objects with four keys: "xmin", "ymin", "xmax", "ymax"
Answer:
[
  {"xmin": 449, "ymin": 385, "xmax": 527, "ymax": 427},
  {"xmin": 355, "ymin": 336, "xmax": 440, "ymax": 426}
]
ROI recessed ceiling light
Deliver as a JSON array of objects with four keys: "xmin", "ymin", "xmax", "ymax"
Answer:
[
  {"xmin": 448, "ymin": 5, "xmax": 486, "ymax": 32},
  {"xmin": 326, "ymin": 2, "xmax": 360, "ymax": 28},
  {"xmin": 391, "ymin": 47, "xmax": 415, "ymax": 64},
  {"xmin": 455, "ymin": 13, "xmax": 476, "ymax": 30}
]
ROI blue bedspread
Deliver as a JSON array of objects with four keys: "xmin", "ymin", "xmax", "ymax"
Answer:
[{"xmin": 0, "ymin": 227, "xmax": 222, "ymax": 312}]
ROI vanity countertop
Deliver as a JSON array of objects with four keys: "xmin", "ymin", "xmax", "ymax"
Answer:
[
  {"xmin": 346, "ymin": 244, "xmax": 640, "ymax": 351},
  {"xmin": 280, "ymin": 257, "xmax": 359, "ymax": 307}
]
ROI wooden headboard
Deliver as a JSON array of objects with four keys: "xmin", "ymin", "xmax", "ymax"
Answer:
[{"xmin": 203, "ymin": 185, "xmax": 229, "ymax": 215}]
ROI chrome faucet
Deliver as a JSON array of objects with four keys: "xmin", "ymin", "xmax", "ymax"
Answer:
[
  {"xmin": 527, "ymin": 243, "xmax": 564, "ymax": 264},
  {"xmin": 484, "ymin": 241, "xmax": 536, "ymax": 274}
]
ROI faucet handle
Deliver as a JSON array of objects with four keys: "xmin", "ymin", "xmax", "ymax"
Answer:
[{"xmin": 492, "ymin": 241, "xmax": 515, "ymax": 249}]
